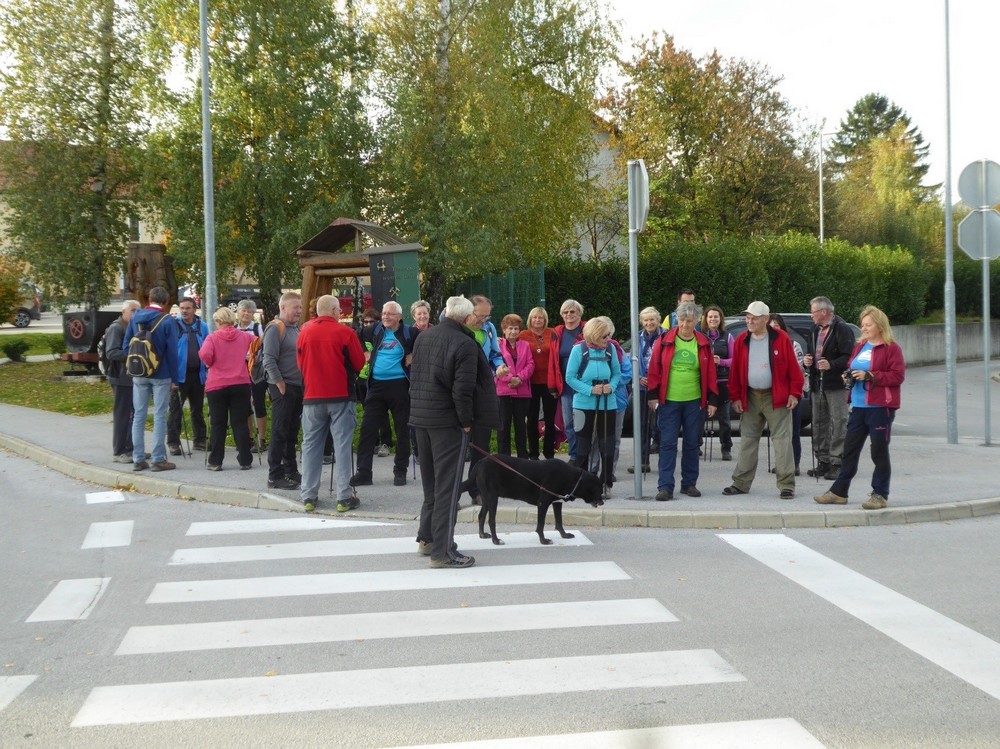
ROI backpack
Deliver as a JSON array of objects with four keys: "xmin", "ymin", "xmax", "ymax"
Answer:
[
  {"xmin": 97, "ymin": 320, "xmax": 123, "ymax": 377},
  {"xmin": 248, "ymin": 320, "xmax": 285, "ymax": 385},
  {"xmin": 125, "ymin": 314, "xmax": 167, "ymax": 378}
]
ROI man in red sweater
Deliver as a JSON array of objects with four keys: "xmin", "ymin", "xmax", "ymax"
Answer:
[{"xmin": 296, "ymin": 295, "xmax": 366, "ymax": 512}]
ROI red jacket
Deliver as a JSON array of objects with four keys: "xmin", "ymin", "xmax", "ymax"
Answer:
[
  {"xmin": 296, "ymin": 316, "xmax": 366, "ymax": 402},
  {"xmin": 646, "ymin": 328, "xmax": 719, "ymax": 408},
  {"xmin": 848, "ymin": 340, "xmax": 905, "ymax": 409},
  {"xmin": 546, "ymin": 322, "xmax": 586, "ymax": 396},
  {"xmin": 729, "ymin": 326, "xmax": 805, "ymax": 410}
]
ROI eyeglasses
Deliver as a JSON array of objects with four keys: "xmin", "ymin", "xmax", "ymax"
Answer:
[
  {"xmin": 363, "ymin": 320, "xmax": 376, "ymax": 325},
  {"xmin": 476, "ymin": 314, "xmax": 490, "ymax": 322}
]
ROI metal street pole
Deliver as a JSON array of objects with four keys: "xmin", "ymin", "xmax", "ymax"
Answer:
[
  {"xmin": 818, "ymin": 130, "xmax": 825, "ymax": 244},
  {"xmin": 627, "ymin": 160, "xmax": 648, "ymax": 501},
  {"xmin": 199, "ymin": 0, "xmax": 218, "ymax": 330},
  {"xmin": 943, "ymin": 0, "xmax": 958, "ymax": 443}
]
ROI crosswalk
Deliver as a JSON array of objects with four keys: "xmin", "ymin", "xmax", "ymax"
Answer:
[{"xmin": 13, "ymin": 505, "xmax": 830, "ymax": 746}]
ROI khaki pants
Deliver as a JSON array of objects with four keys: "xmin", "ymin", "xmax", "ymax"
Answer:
[
  {"xmin": 812, "ymin": 388, "xmax": 850, "ymax": 466},
  {"xmin": 732, "ymin": 389, "xmax": 795, "ymax": 492}
]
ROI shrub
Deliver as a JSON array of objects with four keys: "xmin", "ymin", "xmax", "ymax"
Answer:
[{"xmin": 2, "ymin": 339, "xmax": 30, "ymax": 362}]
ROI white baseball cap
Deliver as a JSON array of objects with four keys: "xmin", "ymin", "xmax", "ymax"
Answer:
[{"xmin": 741, "ymin": 301, "xmax": 770, "ymax": 317}]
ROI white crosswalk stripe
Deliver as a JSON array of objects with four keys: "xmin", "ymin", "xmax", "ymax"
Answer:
[
  {"xmin": 82, "ymin": 520, "xmax": 134, "ymax": 549},
  {"xmin": 169, "ymin": 530, "xmax": 592, "ymax": 564},
  {"xmin": 26, "ymin": 577, "xmax": 111, "ymax": 622},
  {"xmin": 185, "ymin": 517, "xmax": 397, "ymax": 535},
  {"xmin": 0, "ymin": 675, "xmax": 37, "ymax": 714}
]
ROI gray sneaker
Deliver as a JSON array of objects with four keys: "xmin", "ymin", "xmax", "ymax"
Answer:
[
  {"xmin": 862, "ymin": 493, "xmax": 888, "ymax": 510},
  {"xmin": 113, "ymin": 454, "xmax": 133, "ymax": 464},
  {"xmin": 377, "ymin": 444, "xmax": 391, "ymax": 458}
]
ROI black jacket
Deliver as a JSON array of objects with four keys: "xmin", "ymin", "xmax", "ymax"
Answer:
[
  {"xmin": 809, "ymin": 315, "xmax": 856, "ymax": 391},
  {"xmin": 104, "ymin": 316, "xmax": 128, "ymax": 386},
  {"xmin": 408, "ymin": 317, "xmax": 500, "ymax": 430}
]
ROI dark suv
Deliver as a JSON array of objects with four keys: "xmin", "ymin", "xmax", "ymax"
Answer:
[{"xmin": 220, "ymin": 286, "xmax": 263, "ymax": 312}]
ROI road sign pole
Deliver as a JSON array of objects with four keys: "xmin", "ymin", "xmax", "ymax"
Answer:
[
  {"xmin": 982, "ymin": 256, "xmax": 992, "ymax": 445},
  {"xmin": 627, "ymin": 160, "xmax": 648, "ymax": 501}
]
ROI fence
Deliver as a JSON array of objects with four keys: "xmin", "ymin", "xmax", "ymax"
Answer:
[{"xmin": 462, "ymin": 264, "xmax": 546, "ymax": 318}]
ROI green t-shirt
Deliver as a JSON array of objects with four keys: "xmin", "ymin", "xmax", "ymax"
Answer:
[{"xmin": 666, "ymin": 335, "xmax": 702, "ymax": 402}]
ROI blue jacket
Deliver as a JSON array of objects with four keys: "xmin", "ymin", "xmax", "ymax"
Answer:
[
  {"xmin": 565, "ymin": 342, "xmax": 621, "ymax": 411},
  {"xmin": 173, "ymin": 316, "xmax": 209, "ymax": 385},
  {"xmin": 121, "ymin": 306, "xmax": 181, "ymax": 383},
  {"xmin": 479, "ymin": 321, "xmax": 504, "ymax": 373},
  {"xmin": 611, "ymin": 340, "xmax": 632, "ymax": 412}
]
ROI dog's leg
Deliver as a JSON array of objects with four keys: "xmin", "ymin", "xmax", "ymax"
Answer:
[
  {"xmin": 535, "ymin": 500, "xmax": 552, "ymax": 545},
  {"xmin": 552, "ymin": 501, "xmax": 574, "ymax": 539},
  {"xmin": 478, "ymin": 504, "xmax": 489, "ymax": 540},
  {"xmin": 486, "ymin": 492, "xmax": 504, "ymax": 545}
]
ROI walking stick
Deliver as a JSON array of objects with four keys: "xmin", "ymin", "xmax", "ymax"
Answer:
[
  {"xmin": 180, "ymin": 402, "xmax": 192, "ymax": 458},
  {"xmin": 329, "ymin": 429, "xmax": 336, "ymax": 496},
  {"xmin": 447, "ymin": 429, "xmax": 472, "ymax": 561}
]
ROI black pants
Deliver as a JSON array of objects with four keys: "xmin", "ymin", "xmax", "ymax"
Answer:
[
  {"xmin": 167, "ymin": 375, "xmax": 206, "ymax": 447},
  {"xmin": 415, "ymin": 426, "xmax": 466, "ymax": 561},
  {"xmin": 497, "ymin": 396, "xmax": 530, "ymax": 458},
  {"xmin": 527, "ymin": 383, "xmax": 557, "ymax": 459},
  {"xmin": 207, "ymin": 385, "xmax": 253, "ymax": 468},
  {"xmin": 356, "ymin": 378, "xmax": 395, "ymax": 448},
  {"xmin": 111, "ymin": 383, "xmax": 134, "ymax": 456},
  {"xmin": 356, "ymin": 379, "xmax": 410, "ymax": 476},
  {"xmin": 574, "ymin": 408, "xmax": 616, "ymax": 487},
  {"xmin": 831, "ymin": 407, "xmax": 895, "ymax": 498},
  {"xmin": 267, "ymin": 382, "xmax": 303, "ymax": 481}
]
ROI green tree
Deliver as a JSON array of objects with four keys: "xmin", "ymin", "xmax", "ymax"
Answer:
[
  {"xmin": 370, "ymin": 0, "xmax": 617, "ymax": 298},
  {"xmin": 829, "ymin": 93, "xmax": 930, "ymax": 182},
  {"xmin": 0, "ymin": 0, "xmax": 152, "ymax": 310},
  {"xmin": 605, "ymin": 34, "xmax": 816, "ymax": 242},
  {"xmin": 141, "ymin": 0, "xmax": 373, "ymax": 311}
]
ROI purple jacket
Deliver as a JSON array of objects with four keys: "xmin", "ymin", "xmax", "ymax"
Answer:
[{"xmin": 495, "ymin": 338, "xmax": 534, "ymax": 398}]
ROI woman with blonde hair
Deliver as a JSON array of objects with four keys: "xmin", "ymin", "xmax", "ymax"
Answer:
[
  {"xmin": 815, "ymin": 305, "xmax": 905, "ymax": 510},
  {"xmin": 565, "ymin": 317, "xmax": 620, "ymax": 497},
  {"xmin": 519, "ymin": 306, "xmax": 556, "ymax": 459},
  {"xmin": 548, "ymin": 299, "xmax": 586, "ymax": 461},
  {"xmin": 410, "ymin": 300, "xmax": 433, "ymax": 331},
  {"xmin": 198, "ymin": 306, "xmax": 255, "ymax": 470}
]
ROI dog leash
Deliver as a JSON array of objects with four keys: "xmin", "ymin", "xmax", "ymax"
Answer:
[{"xmin": 468, "ymin": 443, "xmax": 584, "ymax": 502}]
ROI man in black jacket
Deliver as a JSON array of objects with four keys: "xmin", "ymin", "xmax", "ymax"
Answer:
[
  {"xmin": 803, "ymin": 296, "xmax": 856, "ymax": 479},
  {"xmin": 106, "ymin": 300, "xmax": 141, "ymax": 463},
  {"xmin": 411, "ymin": 295, "xmax": 500, "ymax": 569}
]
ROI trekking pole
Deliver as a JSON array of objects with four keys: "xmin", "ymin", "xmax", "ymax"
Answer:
[
  {"xmin": 329, "ymin": 427, "xmax": 336, "ymax": 496},
  {"xmin": 766, "ymin": 426, "xmax": 772, "ymax": 473},
  {"xmin": 447, "ymin": 428, "xmax": 472, "ymax": 561},
  {"xmin": 180, "ymin": 402, "xmax": 192, "ymax": 458},
  {"xmin": 204, "ymin": 417, "xmax": 210, "ymax": 467},
  {"xmin": 350, "ymin": 426, "xmax": 359, "ymax": 501}
]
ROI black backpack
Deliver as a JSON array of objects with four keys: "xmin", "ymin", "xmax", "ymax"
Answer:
[
  {"xmin": 97, "ymin": 321, "xmax": 123, "ymax": 377},
  {"xmin": 125, "ymin": 314, "xmax": 167, "ymax": 377}
]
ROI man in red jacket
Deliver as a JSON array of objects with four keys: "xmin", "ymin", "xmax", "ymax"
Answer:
[
  {"xmin": 723, "ymin": 301, "xmax": 804, "ymax": 500},
  {"xmin": 296, "ymin": 295, "xmax": 366, "ymax": 512}
]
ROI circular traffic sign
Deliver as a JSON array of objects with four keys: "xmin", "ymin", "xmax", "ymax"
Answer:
[{"xmin": 958, "ymin": 159, "xmax": 1000, "ymax": 209}]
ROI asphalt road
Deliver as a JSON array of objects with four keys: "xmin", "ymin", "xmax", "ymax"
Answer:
[{"xmin": 2, "ymin": 450, "xmax": 998, "ymax": 748}]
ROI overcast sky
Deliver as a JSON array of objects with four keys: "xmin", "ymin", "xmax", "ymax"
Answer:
[{"xmin": 611, "ymin": 0, "xmax": 999, "ymax": 199}]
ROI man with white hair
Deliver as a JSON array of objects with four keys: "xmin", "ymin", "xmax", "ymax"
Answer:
[
  {"xmin": 264, "ymin": 291, "xmax": 304, "ymax": 490},
  {"xmin": 351, "ymin": 300, "xmax": 419, "ymax": 487},
  {"xmin": 106, "ymin": 299, "xmax": 141, "ymax": 462},
  {"xmin": 297, "ymin": 295, "xmax": 366, "ymax": 512},
  {"xmin": 410, "ymin": 295, "xmax": 500, "ymax": 568}
]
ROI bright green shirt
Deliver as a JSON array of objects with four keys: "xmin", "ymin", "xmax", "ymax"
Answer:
[{"xmin": 666, "ymin": 335, "xmax": 702, "ymax": 402}]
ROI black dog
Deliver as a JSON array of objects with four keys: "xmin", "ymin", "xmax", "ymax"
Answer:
[{"xmin": 462, "ymin": 455, "xmax": 605, "ymax": 545}]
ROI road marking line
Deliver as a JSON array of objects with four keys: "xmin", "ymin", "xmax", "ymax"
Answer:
[
  {"xmin": 146, "ymin": 561, "xmax": 630, "ymax": 604},
  {"xmin": 26, "ymin": 578, "xmax": 111, "ymax": 622},
  {"xmin": 85, "ymin": 491, "xmax": 126, "ymax": 504},
  {"xmin": 116, "ymin": 598, "xmax": 675, "ymax": 655},
  {"xmin": 720, "ymin": 533, "xmax": 1000, "ymax": 701},
  {"xmin": 82, "ymin": 520, "xmax": 134, "ymax": 549},
  {"xmin": 379, "ymin": 718, "xmax": 826, "ymax": 748},
  {"xmin": 185, "ymin": 517, "xmax": 397, "ymax": 536},
  {"xmin": 72, "ymin": 649, "xmax": 743, "ymax": 726},
  {"xmin": 169, "ymin": 531, "xmax": 592, "ymax": 565},
  {"xmin": 0, "ymin": 676, "xmax": 37, "ymax": 713}
]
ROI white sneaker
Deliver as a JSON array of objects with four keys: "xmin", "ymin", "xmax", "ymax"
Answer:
[
  {"xmin": 377, "ymin": 444, "xmax": 391, "ymax": 458},
  {"xmin": 112, "ymin": 454, "xmax": 133, "ymax": 464}
]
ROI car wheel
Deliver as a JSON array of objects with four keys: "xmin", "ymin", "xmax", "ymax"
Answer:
[
  {"xmin": 227, "ymin": 301, "xmax": 239, "ymax": 312},
  {"xmin": 13, "ymin": 309, "xmax": 31, "ymax": 328}
]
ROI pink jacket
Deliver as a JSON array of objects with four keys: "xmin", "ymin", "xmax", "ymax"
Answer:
[
  {"xmin": 199, "ymin": 325, "xmax": 254, "ymax": 392},
  {"xmin": 495, "ymin": 338, "xmax": 534, "ymax": 398}
]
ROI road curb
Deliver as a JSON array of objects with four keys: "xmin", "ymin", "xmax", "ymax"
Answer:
[{"xmin": 3, "ymin": 432, "xmax": 999, "ymax": 529}]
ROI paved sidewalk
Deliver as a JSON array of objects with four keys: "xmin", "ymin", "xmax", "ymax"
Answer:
[{"xmin": 2, "ymin": 401, "xmax": 998, "ymax": 529}]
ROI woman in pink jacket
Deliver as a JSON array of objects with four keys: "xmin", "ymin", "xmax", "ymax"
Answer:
[
  {"xmin": 198, "ymin": 307, "xmax": 255, "ymax": 471},
  {"xmin": 495, "ymin": 313, "xmax": 535, "ymax": 457}
]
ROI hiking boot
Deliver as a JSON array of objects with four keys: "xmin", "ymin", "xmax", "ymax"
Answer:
[
  {"xmin": 303, "ymin": 499, "xmax": 317, "ymax": 513},
  {"xmin": 350, "ymin": 472, "xmax": 373, "ymax": 487},
  {"xmin": 721, "ymin": 449, "xmax": 732, "ymax": 461},
  {"xmin": 417, "ymin": 540, "xmax": 433, "ymax": 556},
  {"xmin": 814, "ymin": 491, "xmax": 848, "ymax": 505},
  {"xmin": 287, "ymin": 471, "xmax": 302, "ymax": 484},
  {"xmin": 193, "ymin": 442, "xmax": 206, "ymax": 452},
  {"xmin": 253, "ymin": 440, "xmax": 268, "ymax": 453},
  {"xmin": 862, "ymin": 493, "xmax": 888, "ymax": 510},
  {"xmin": 779, "ymin": 489, "xmax": 795, "ymax": 500},
  {"xmin": 680, "ymin": 486, "xmax": 701, "ymax": 497},
  {"xmin": 377, "ymin": 444, "xmax": 391, "ymax": 458},
  {"xmin": 113, "ymin": 454, "xmax": 133, "ymax": 464},
  {"xmin": 655, "ymin": 490, "xmax": 673, "ymax": 501},
  {"xmin": 150, "ymin": 460, "xmax": 176, "ymax": 472},
  {"xmin": 240, "ymin": 464, "xmax": 252, "ymax": 471},
  {"xmin": 168, "ymin": 444, "xmax": 183, "ymax": 456},
  {"xmin": 132, "ymin": 460, "xmax": 149, "ymax": 471},
  {"xmin": 627, "ymin": 464, "xmax": 651, "ymax": 474},
  {"xmin": 722, "ymin": 485, "xmax": 748, "ymax": 495},
  {"xmin": 337, "ymin": 496, "xmax": 361, "ymax": 513},
  {"xmin": 268, "ymin": 476, "xmax": 300, "ymax": 490},
  {"xmin": 807, "ymin": 462, "xmax": 831, "ymax": 478},
  {"xmin": 393, "ymin": 472, "xmax": 407, "ymax": 486},
  {"xmin": 430, "ymin": 555, "xmax": 475, "ymax": 569}
]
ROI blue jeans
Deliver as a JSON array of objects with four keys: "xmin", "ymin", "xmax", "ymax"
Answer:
[
  {"xmin": 301, "ymin": 401, "xmax": 357, "ymax": 502},
  {"xmin": 132, "ymin": 377, "xmax": 171, "ymax": 464},
  {"xmin": 656, "ymin": 399, "xmax": 702, "ymax": 492},
  {"xmin": 560, "ymin": 391, "xmax": 578, "ymax": 461}
]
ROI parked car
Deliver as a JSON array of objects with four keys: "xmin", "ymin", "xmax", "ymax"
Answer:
[
  {"xmin": 220, "ymin": 285, "xmax": 263, "ymax": 313},
  {"xmin": 11, "ymin": 285, "xmax": 42, "ymax": 328}
]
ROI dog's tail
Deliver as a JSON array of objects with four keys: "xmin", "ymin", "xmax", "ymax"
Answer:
[{"xmin": 458, "ymin": 458, "xmax": 480, "ymax": 498}]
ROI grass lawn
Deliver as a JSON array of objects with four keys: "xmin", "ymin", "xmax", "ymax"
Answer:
[
  {"xmin": 0, "ymin": 360, "xmax": 114, "ymax": 416},
  {"xmin": 2, "ymin": 333, "xmax": 66, "ymax": 357}
]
